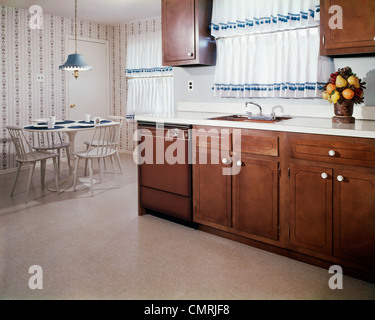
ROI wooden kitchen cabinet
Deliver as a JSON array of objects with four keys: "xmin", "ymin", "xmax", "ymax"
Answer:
[
  {"xmin": 194, "ymin": 148, "xmax": 232, "ymax": 227},
  {"xmin": 289, "ymin": 164, "xmax": 333, "ymax": 256},
  {"xmin": 320, "ymin": 0, "xmax": 375, "ymax": 55},
  {"xmin": 190, "ymin": 126, "xmax": 375, "ymax": 281},
  {"xmin": 232, "ymin": 129, "xmax": 281, "ymax": 242},
  {"xmin": 232, "ymin": 155, "xmax": 279, "ymax": 241},
  {"xmin": 193, "ymin": 126, "xmax": 231, "ymax": 228},
  {"xmin": 162, "ymin": 0, "xmax": 216, "ymax": 66},
  {"xmin": 334, "ymin": 169, "xmax": 375, "ymax": 267},
  {"xmin": 288, "ymin": 133, "xmax": 375, "ymax": 267},
  {"xmin": 193, "ymin": 126, "xmax": 281, "ymax": 243}
]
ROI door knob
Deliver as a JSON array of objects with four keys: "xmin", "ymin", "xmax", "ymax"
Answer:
[
  {"xmin": 337, "ymin": 175, "xmax": 344, "ymax": 182},
  {"xmin": 321, "ymin": 173, "xmax": 328, "ymax": 179},
  {"xmin": 328, "ymin": 150, "xmax": 336, "ymax": 157},
  {"xmin": 222, "ymin": 158, "xmax": 229, "ymax": 165},
  {"xmin": 70, "ymin": 104, "xmax": 76, "ymax": 108},
  {"xmin": 187, "ymin": 52, "xmax": 193, "ymax": 57},
  {"xmin": 237, "ymin": 161, "xmax": 243, "ymax": 167}
]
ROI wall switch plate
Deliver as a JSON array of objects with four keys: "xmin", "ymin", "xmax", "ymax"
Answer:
[
  {"xmin": 188, "ymin": 80, "xmax": 193, "ymax": 91},
  {"xmin": 37, "ymin": 74, "xmax": 44, "ymax": 82}
]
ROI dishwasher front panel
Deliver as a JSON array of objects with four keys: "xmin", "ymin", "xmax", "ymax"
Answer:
[{"xmin": 139, "ymin": 125, "xmax": 191, "ymax": 197}]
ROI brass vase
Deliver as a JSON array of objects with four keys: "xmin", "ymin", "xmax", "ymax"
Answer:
[{"xmin": 332, "ymin": 99, "xmax": 355, "ymax": 124}]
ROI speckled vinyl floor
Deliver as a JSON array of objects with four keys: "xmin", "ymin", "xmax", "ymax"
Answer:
[{"xmin": 0, "ymin": 154, "xmax": 374, "ymax": 300}]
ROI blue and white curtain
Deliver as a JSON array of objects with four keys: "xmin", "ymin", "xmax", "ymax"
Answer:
[
  {"xmin": 211, "ymin": 0, "xmax": 332, "ymax": 98},
  {"xmin": 126, "ymin": 29, "xmax": 174, "ymax": 117}
]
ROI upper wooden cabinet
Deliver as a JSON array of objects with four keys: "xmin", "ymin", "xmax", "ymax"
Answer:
[
  {"xmin": 320, "ymin": 0, "xmax": 375, "ymax": 55},
  {"xmin": 162, "ymin": 0, "xmax": 216, "ymax": 66}
]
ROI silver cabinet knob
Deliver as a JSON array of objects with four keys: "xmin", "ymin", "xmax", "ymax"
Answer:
[
  {"xmin": 187, "ymin": 52, "xmax": 194, "ymax": 57},
  {"xmin": 237, "ymin": 161, "xmax": 243, "ymax": 167},
  {"xmin": 337, "ymin": 175, "xmax": 344, "ymax": 182},
  {"xmin": 328, "ymin": 150, "xmax": 336, "ymax": 157},
  {"xmin": 321, "ymin": 173, "xmax": 328, "ymax": 179},
  {"xmin": 222, "ymin": 158, "xmax": 229, "ymax": 165}
]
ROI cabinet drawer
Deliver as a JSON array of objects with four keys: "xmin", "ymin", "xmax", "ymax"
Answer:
[
  {"xmin": 193, "ymin": 126, "xmax": 231, "ymax": 151},
  {"xmin": 234, "ymin": 129, "xmax": 279, "ymax": 156},
  {"xmin": 289, "ymin": 134, "xmax": 375, "ymax": 167},
  {"xmin": 141, "ymin": 186, "xmax": 192, "ymax": 222}
]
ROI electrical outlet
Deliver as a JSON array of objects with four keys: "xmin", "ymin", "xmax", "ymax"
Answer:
[
  {"xmin": 188, "ymin": 80, "xmax": 193, "ymax": 91},
  {"xmin": 37, "ymin": 74, "xmax": 44, "ymax": 82}
]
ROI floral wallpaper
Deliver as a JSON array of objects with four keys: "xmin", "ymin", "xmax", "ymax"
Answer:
[{"xmin": 0, "ymin": 5, "xmax": 161, "ymax": 169}]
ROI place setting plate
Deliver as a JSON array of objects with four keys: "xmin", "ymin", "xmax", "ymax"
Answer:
[
  {"xmin": 24, "ymin": 125, "xmax": 65, "ymax": 130},
  {"xmin": 77, "ymin": 122, "xmax": 95, "ymax": 127}
]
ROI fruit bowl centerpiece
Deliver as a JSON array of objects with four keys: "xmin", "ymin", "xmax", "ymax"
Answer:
[{"xmin": 322, "ymin": 66, "xmax": 366, "ymax": 124}]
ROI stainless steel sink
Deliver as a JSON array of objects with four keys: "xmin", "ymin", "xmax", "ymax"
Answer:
[{"xmin": 209, "ymin": 115, "xmax": 292, "ymax": 123}]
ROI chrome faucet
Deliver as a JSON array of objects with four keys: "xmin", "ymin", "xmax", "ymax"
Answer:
[
  {"xmin": 245, "ymin": 102, "xmax": 276, "ymax": 120},
  {"xmin": 245, "ymin": 102, "xmax": 263, "ymax": 116}
]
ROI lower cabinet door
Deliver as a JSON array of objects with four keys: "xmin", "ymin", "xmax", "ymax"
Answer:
[
  {"xmin": 233, "ymin": 156, "xmax": 279, "ymax": 241},
  {"xmin": 193, "ymin": 149, "xmax": 232, "ymax": 228},
  {"xmin": 289, "ymin": 163, "xmax": 333, "ymax": 256},
  {"xmin": 334, "ymin": 170, "xmax": 375, "ymax": 267}
]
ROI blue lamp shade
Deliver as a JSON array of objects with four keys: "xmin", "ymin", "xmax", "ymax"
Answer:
[{"xmin": 59, "ymin": 53, "xmax": 93, "ymax": 71}]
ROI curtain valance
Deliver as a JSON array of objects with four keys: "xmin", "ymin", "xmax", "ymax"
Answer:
[
  {"xmin": 211, "ymin": 0, "xmax": 320, "ymax": 38},
  {"xmin": 211, "ymin": 0, "xmax": 332, "ymax": 99},
  {"xmin": 126, "ymin": 30, "xmax": 173, "ymax": 77},
  {"xmin": 126, "ymin": 29, "xmax": 174, "ymax": 117}
]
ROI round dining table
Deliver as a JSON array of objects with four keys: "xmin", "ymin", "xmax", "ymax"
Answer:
[{"xmin": 24, "ymin": 119, "xmax": 114, "ymax": 192}]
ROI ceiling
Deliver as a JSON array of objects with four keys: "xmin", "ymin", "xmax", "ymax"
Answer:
[{"xmin": 0, "ymin": 0, "xmax": 162, "ymax": 25}]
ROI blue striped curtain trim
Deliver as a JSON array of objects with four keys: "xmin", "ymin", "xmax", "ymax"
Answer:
[
  {"xmin": 125, "ymin": 67, "xmax": 173, "ymax": 74},
  {"xmin": 213, "ymin": 82, "xmax": 326, "ymax": 92},
  {"xmin": 211, "ymin": 5, "xmax": 319, "ymax": 31}
]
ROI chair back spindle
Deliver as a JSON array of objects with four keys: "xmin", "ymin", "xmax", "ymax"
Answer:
[
  {"xmin": 86, "ymin": 124, "xmax": 120, "ymax": 158},
  {"xmin": 7, "ymin": 126, "xmax": 32, "ymax": 161}
]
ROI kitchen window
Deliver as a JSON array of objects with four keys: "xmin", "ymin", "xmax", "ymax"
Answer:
[
  {"xmin": 211, "ymin": 0, "xmax": 333, "ymax": 99},
  {"xmin": 126, "ymin": 28, "xmax": 174, "ymax": 117}
]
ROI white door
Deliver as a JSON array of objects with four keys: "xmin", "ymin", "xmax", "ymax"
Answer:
[{"xmin": 67, "ymin": 37, "xmax": 109, "ymax": 151}]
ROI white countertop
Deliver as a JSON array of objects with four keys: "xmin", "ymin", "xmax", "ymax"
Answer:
[{"xmin": 135, "ymin": 112, "xmax": 375, "ymax": 139}]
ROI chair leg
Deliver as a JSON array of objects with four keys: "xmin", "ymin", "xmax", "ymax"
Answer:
[
  {"xmin": 88, "ymin": 158, "xmax": 94, "ymax": 197},
  {"xmin": 40, "ymin": 159, "xmax": 46, "ymax": 188},
  {"xmin": 98, "ymin": 158, "xmax": 103, "ymax": 183},
  {"xmin": 66, "ymin": 147, "xmax": 71, "ymax": 171},
  {"xmin": 110, "ymin": 155, "xmax": 119, "ymax": 188},
  {"xmin": 73, "ymin": 155, "xmax": 80, "ymax": 191},
  {"xmin": 57, "ymin": 149, "xmax": 61, "ymax": 178},
  {"xmin": 11, "ymin": 162, "xmax": 22, "ymax": 197},
  {"xmin": 27, "ymin": 162, "xmax": 36, "ymax": 198},
  {"xmin": 116, "ymin": 150, "xmax": 123, "ymax": 174},
  {"xmin": 84, "ymin": 145, "xmax": 89, "ymax": 176},
  {"xmin": 53, "ymin": 156, "xmax": 60, "ymax": 194}
]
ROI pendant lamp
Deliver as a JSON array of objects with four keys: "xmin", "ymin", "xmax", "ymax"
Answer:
[{"xmin": 59, "ymin": 0, "xmax": 92, "ymax": 79}]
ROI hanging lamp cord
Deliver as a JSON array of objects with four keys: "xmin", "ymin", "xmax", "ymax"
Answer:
[{"xmin": 74, "ymin": 0, "xmax": 78, "ymax": 54}]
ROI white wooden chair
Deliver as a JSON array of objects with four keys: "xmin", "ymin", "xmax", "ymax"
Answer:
[
  {"xmin": 83, "ymin": 116, "xmax": 124, "ymax": 176},
  {"xmin": 6, "ymin": 126, "xmax": 60, "ymax": 199},
  {"xmin": 73, "ymin": 123, "xmax": 121, "ymax": 197},
  {"xmin": 31, "ymin": 131, "xmax": 71, "ymax": 177}
]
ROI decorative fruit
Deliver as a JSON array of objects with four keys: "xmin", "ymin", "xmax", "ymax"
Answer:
[
  {"xmin": 323, "ymin": 67, "xmax": 365, "ymax": 106},
  {"xmin": 335, "ymin": 75, "xmax": 347, "ymax": 88},
  {"xmin": 326, "ymin": 83, "xmax": 336, "ymax": 94},
  {"xmin": 342, "ymin": 88, "xmax": 354, "ymax": 100},
  {"xmin": 331, "ymin": 91, "xmax": 340, "ymax": 104},
  {"xmin": 330, "ymin": 72, "xmax": 339, "ymax": 84},
  {"xmin": 322, "ymin": 91, "xmax": 329, "ymax": 100},
  {"xmin": 348, "ymin": 75, "xmax": 360, "ymax": 88}
]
